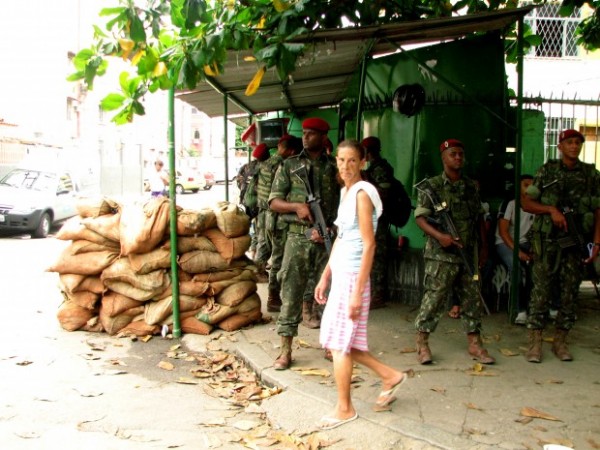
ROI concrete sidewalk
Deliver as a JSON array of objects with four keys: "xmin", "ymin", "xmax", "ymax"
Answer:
[{"xmin": 189, "ymin": 281, "xmax": 600, "ymax": 449}]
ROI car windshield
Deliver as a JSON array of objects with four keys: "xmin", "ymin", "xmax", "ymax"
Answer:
[{"xmin": 0, "ymin": 169, "xmax": 57, "ymax": 191}]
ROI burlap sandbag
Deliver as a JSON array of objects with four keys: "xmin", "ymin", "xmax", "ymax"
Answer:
[
  {"xmin": 116, "ymin": 320, "xmax": 160, "ymax": 337},
  {"xmin": 82, "ymin": 212, "xmax": 121, "ymax": 242},
  {"xmin": 128, "ymin": 248, "xmax": 171, "ymax": 275},
  {"xmin": 100, "ymin": 304, "xmax": 145, "ymax": 335},
  {"xmin": 236, "ymin": 293, "xmax": 261, "ymax": 314},
  {"xmin": 162, "ymin": 236, "xmax": 217, "ymax": 254},
  {"xmin": 56, "ymin": 301, "xmax": 96, "ymax": 332},
  {"xmin": 81, "ymin": 317, "xmax": 104, "ymax": 333},
  {"xmin": 179, "ymin": 280, "xmax": 211, "ymax": 297},
  {"xmin": 160, "ymin": 309, "xmax": 202, "ymax": 327},
  {"xmin": 213, "ymin": 202, "xmax": 250, "ymax": 238},
  {"xmin": 119, "ymin": 197, "xmax": 170, "ymax": 255},
  {"xmin": 66, "ymin": 290, "xmax": 100, "ymax": 310},
  {"xmin": 69, "ymin": 239, "xmax": 120, "ymax": 254},
  {"xmin": 216, "ymin": 280, "xmax": 257, "ymax": 307},
  {"xmin": 217, "ymin": 307, "xmax": 262, "ymax": 332},
  {"xmin": 196, "ymin": 293, "xmax": 260, "ymax": 325},
  {"xmin": 181, "ymin": 316, "xmax": 213, "ymax": 335},
  {"xmin": 177, "ymin": 250, "xmax": 229, "ymax": 274},
  {"xmin": 176, "ymin": 208, "xmax": 217, "ymax": 236},
  {"xmin": 190, "ymin": 267, "xmax": 243, "ymax": 283},
  {"xmin": 76, "ymin": 196, "xmax": 119, "ymax": 218},
  {"xmin": 202, "ymin": 228, "xmax": 251, "ymax": 263},
  {"xmin": 47, "ymin": 246, "xmax": 119, "ymax": 275},
  {"xmin": 207, "ymin": 269, "xmax": 257, "ymax": 296},
  {"xmin": 101, "ymin": 258, "xmax": 168, "ymax": 291},
  {"xmin": 102, "ymin": 279, "xmax": 169, "ymax": 302},
  {"xmin": 55, "ymin": 216, "xmax": 117, "ymax": 246},
  {"xmin": 144, "ymin": 295, "xmax": 208, "ymax": 325},
  {"xmin": 59, "ymin": 274, "xmax": 105, "ymax": 295},
  {"xmin": 101, "ymin": 291, "xmax": 145, "ymax": 317}
]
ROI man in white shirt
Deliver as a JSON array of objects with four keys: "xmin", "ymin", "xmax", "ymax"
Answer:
[{"xmin": 494, "ymin": 174, "xmax": 535, "ymax": 324}]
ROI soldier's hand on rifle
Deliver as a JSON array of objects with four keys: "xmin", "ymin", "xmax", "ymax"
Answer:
[
  {"xmin": 584, "ymin": 243, "xmax": 600, "ymax": 264},
  {"xmin": 550, "ymin": 207, "xmax": 568, "ymax": 231},
  {"xmin": 295, "ymin": 202, "xmax": 312, "ymax": 222},
  {"xmin": 438, "ymin": 233, "xmax": 462, "ymax": 249},
  {"xmin": 307, "ymin": 227, "xmax": 323, "ymax": 244}
]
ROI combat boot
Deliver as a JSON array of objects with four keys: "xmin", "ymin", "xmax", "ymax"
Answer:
[
  {"xmin": 416, "ymin": 331, "xmax": 433, "ymax": 365},
  {"xmin": 525, "ymin": 329, "xmax": 543, "ymax": 363},
  {"xmin": 467, "ymin": 333, "xmax": 496, "ymax": 364},
  {"xmin": 301, "ymin": 302, "xmax": 320, "ymax": 329},
  {"xmin": 552, "ymin": 328, "xmax": 573, "ymax": 361},
  {"xmin": 266, "ymin": 290, "xmax": 281, "ymax": 312},
  {"xmin": 273, "ymin": 336, "xmax": 293, "ymax": 370}
]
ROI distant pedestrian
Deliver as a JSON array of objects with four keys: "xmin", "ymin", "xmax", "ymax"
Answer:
[
  {"xmin": 149, "ymin": 160, "xmax": 169, "ymax": 197},
  {"xmin": 315, "ymin": 139, "xmax": 407, "ymax": 430}
]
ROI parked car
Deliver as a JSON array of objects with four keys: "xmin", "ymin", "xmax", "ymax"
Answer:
[
  {"xmin": 0, "ymin": 168, "xmax": 80, "ymax": 238},
  {"xmin": 174, "ymin": 170, "xmax": 205, "ymax": 194}
]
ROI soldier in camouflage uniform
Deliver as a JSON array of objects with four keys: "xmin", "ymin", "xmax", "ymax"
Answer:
[
  {"xmin": 522, "ymin": 129, "xmax": 600, "ymax": 363},
  {"xmin": 413, "ymin": 139, "xmax": 494, "ymax": 365},
  {"xmin": 268, "ymin": 117, "xmax": 340, "ymax": 370},
  {"xmin": 256, "ymin": 134, "xmax": 302, "ymax": 312},
  {"xmin": 363, "ymin": 136, "xmax": 394, "ymax": 309}
]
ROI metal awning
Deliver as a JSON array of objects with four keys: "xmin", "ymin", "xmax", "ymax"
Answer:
[{"xmin": 176, "ymin": 7, "xmax": 533, "ymax": 118}]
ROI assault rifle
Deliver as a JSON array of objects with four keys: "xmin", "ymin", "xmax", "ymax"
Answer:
[
  {"xmin": 414, "ymin": 178, "xmax": 491, "ymax": 315},
  {"xmin": 556, "ymin": 204, "xmax": 599, "ymax": 282},
  {"xmin": 291, "ymin": 164, "xmax": 333, "ymax": 254}
]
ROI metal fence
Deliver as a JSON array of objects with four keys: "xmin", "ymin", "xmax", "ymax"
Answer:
[{"xmin": 512, "ymin": 94, "xmax": 600, "ymax": 165}]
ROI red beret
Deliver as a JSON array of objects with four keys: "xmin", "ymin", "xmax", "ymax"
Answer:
[
  {"xmin": 559, "ymin": 129, "xmax": 584, "ymax": 143},
  {"xmin": 361, "ymin": 136, "xmax": 381, "ymax": 153},
  {"xmin": 440, "ymin": 139, "xmax": 464, "ymax": 153},
  {"xmin": 252, "ymin": 143, "xmax": 270, "ymax": 160},
  {"xmin": 278, "ymin": 134, "xmax": 294, "ymax": 145},
  {"xmin": 302, "ymin": 117, "xmax": 330, "ymax": 133}
]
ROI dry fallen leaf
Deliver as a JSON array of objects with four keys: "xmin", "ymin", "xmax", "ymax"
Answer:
[
  {"xmin": 534, "ymin": 378, "xmax": 564, "ymax": 385},
  {"xmin": 520, "ymin": 406, "xmax": 562, "ymax": 421},
  {"xmin": 300, "ymin": 368, "xmax": 331, "ymax": 377},
  {"xmin": 399, "ymin": 347, "xmax": 416, "ymax": 354},
  {"xmin": 431, "ymin": 386, "xmax": 446, "ymax": 395},
  {"xmin": 297, "ymin": 339, "xmax": 317, "ymax": 349},
  {"xmin": 157, "ymin": 360, "xmax": 175, "ymax": 371},
  {"xmin": 587, "ymin": 437, "xmax": 600, "ymax": 449},
  {"xmin": 500, "ymin": 348, "xmax": 519, "ymax": 356},
  {"xmin": 176, "ymin": 377, "xmax": 199, "ymax": 385},
  {"xmin": 141, "ymin": 335, "xmax": 153, "ymax": 343},
  {"xmin": 515, "ymin": 416, "xmax": 533, "ymax": 424},
  {"xmin": 465, "ymin": 402, "xmax": 482, "ymax": 411}
]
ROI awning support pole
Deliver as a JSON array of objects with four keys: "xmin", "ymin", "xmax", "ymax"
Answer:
[
  {"xmin": 168, "ymin": 86, "xmax": 181, "ymax": 338},
  {"xmin": 224, "ymin": 93, "xmax": 230, "ymax": 202},
  {"xmin": 509, "ymin": 17, "xmax": 525, "ymax": 323}
]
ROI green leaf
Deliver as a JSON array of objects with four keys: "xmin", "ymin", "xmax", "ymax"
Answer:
[
  {"xmin": 100, "ymin": 93, "xmax": 126, "ymax": 111},
  {"xmin": 254, "ymin": 44, "xmax": 279, "ymax": 62},
  {"xmin": 112, "ymin": 106, "xmax": 134, "ymax": 125},
  {"xmin": 66, "ymin": 71, "xmax": 84, "ymax": 82},
  {"xmin": 99, "ymin": 7, "xmax": 126, "ymax": 16},
  {"xmin": 130, "ymin": 15, "xmax": 147, "ymax": 42},
  {"xmin": 132, "ymin": 100, "xmax": 145, "ymax": 115}
]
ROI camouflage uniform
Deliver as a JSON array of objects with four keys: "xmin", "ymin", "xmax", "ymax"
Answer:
[
  {"xmin": 237, "ymin": 160, "xmax": 260, "ymax": 253},
  {"xmin": 268, "ymin": 150, "xmax": 339, "ymax": 337},
  {"xmin": 414, "ymin": 172, "xmax": 485, "ymax": 334},
  {"xmin": 526, "ymin": 159, "xmax": 600, "ymax": 331},
  {"xmin": 365, "ymin": 156, "xmax": 394, "ymax": 303},
  {"xmin": 257, "ymin": 153, "xmax": 286, "ymax": 294}
]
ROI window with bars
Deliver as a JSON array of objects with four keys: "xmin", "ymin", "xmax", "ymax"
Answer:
[{"xmin": 523, "ymin": 2, "xmax": 581, "ymax": 58}]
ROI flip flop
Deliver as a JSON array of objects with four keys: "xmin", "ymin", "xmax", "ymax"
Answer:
[
  {"xmin": 317, "ymin": 412, "xmax": 358, "ymax": 430},
  {"xmin": 375, "ymin": 372, "xmax": 408, "ymax": 407}
]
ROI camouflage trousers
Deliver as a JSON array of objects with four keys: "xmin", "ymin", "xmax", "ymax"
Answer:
[
  {"xmin": 277, "ymin": 232, "xmax": 329, "ymax": 336},
  {"xmin": 370, "ymin": 219, "xmax": 389, "ymax": 301},
  {"xmin": 254, "ymin": 209, "xmax": 271, "ymax": 266},
  {"xmin": 415, "ymin": 259, "xmax": 483, "ymax": 334},
  {"xmin": 266, "ymin": 219, "xmax": 287, "ymax": 294},
  {"xmin": 528, "ymin": 245, "xmax": 581, "ymax": 330}
]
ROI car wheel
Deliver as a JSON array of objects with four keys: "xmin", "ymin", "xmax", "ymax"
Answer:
[
  {"xmin": 203, "ymin": 185, "xmax": 212, "ymax": 190},
  {"xmin": 191, "ymin": 189, "xmax": 199, "ymax": 194},
  {"xmin": 175, "ymin": 184, "xmax": 184, "ymax": 195},
  {"xmin": 32, "ymin": 212, "xmax": 51, "ymax": 239}
]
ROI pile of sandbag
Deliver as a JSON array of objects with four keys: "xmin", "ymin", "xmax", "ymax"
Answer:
[{"xmin": 48, "ymin": 196, "xmax": 262, "ymax": 336}]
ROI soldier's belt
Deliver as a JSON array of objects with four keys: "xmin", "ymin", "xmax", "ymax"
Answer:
[{"xmin": 288, "ymin": 223, "xmax": 311, "ymax": 234}]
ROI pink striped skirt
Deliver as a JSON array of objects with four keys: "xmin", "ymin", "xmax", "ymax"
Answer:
[{"xmin": 319, "ymin": 271, "xmax": 370, "ymax": 354}]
